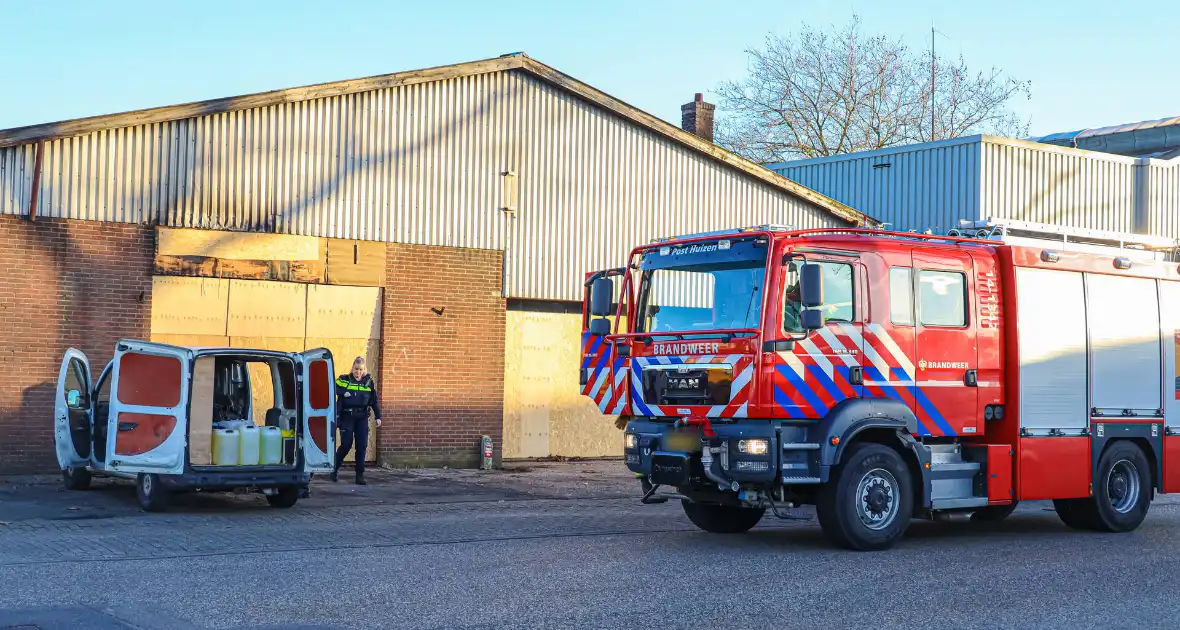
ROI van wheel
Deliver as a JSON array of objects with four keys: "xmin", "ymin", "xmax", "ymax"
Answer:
[
  {"xmin": 136, "ymin": 473, "xmax": 171, "ymax": 513},
  {"xmin": 62, "ymin": 467, "xmax": 91, "ymax": 491},
  {"xmin": 266, "ymin": 487, "xmax": 300, "ymax": 509},
  {"xmin": 971, "ymin": 502, "xmax": 1018, "ymax": 522},
  {"xmin": 681, "ymin": 500, "xmax": 764, "ymax": 533},
  {"xmin": 816, "ymin": 442, "xmax": 913, "ymax": 551}
]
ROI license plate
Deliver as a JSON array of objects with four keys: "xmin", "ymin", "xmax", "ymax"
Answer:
[
  {"xmin": 651, "ymin": 452, "xmax": 691, "ymax": 486},
  {"xmin": 663, "ymin": 431, "xmax": 702, "ymax": 453}
]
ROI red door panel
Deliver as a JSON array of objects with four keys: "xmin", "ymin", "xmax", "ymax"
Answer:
[
  {"xmin": 911, "ymin": 250, "xmax": 979, "ymax": 437},
  {"xmin": 1165, "ymin": 436, "xmax": 1180, "ymax": 493},
  {"xmin": 1019, "ymin": 437, "xmax": 1091, "ymax": 500}
]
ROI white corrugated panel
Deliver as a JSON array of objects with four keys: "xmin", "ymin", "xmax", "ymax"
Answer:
[
  {"xmin": 0, "ymin": 70, "xmax": 840, "ymax": 302},
  {"xmin": 980, "ymin": 139, "xmax": 1138, "ymax": 232},
  {"xmin": 771, "ymin": 138, "xmax": 982, "ymax": 233},
  {"xmin": 1085, "ymin": 273, "xmax": 1161, "ymax": 413},
  {"xmin": 1146, "ymin": 161, "xmax": 1180, "ymax": 237},
  {"xmin": 1016, "ymin": 267, "xmax": 1088, "ymax": 433}
]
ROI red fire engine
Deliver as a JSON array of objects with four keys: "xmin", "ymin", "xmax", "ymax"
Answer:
[{"xmin": 580, "ymin": 218, "xmax": 1180, "ymax": 550}]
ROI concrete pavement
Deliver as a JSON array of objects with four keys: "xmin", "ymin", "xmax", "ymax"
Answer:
[{"xmin": 1, "ymin": 461, "xmax": 1178, "ymax": 629}]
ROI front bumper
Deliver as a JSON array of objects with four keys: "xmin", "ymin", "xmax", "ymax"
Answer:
[{"xmin": 623, "ymin": 419, "xmax": 782, "ymax": 486}]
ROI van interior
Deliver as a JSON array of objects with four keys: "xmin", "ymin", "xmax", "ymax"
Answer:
[{"xmin": 190, "ymin": 354, "xmax": 300, "ymax": 468}]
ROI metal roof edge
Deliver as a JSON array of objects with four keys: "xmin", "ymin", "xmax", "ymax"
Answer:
[
  {"xmin": 764, "ymin": 135, "xmax": 986, "ymax": 170},
  {"xmin": 980, "ymin": 134, "xmax": 1143, "ymax": 164},
  {"xmin": 0, "ymin": 54, "xmax": 529, "ymax": 149}
]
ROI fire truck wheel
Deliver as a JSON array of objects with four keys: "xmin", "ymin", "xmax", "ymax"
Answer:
[
  {"xmin": 62, "ymin": 467, "xmax": 91, "ymax": 491},
  {"xmin": 136, "ymin": 473, "xmax": 171, "ymax": 513},
  {"xmin": 680, "ymin": 500, "xmax": 765, "ymax": 534},
  {"xmin": 1053, "ymin": 498, "xmax": 1100, "ymax": 531},
  {"xmin": 970, "ymin": 501, "xmax": 1018, "ymax": 522},
  {"xmin": 1091, "ymin": 441, "xmax": 1152, "ymax": 532},
  {"xmin": 816, "ymin": 442, "xmax": 914, "ymax": 551}
]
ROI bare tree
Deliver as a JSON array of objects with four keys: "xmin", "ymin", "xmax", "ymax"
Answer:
[{"xmin": 716, "ymin": 15, "xmax": 1031, "ymax": 162}]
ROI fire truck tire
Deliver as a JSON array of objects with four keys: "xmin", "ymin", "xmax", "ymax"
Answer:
[
  {"xmin": 62, "ymin": 467, "xmax": 91, "ymax": 491},
  {"xmin": 136, "ymin": 473, "xmax": 171, "ymax": 513},
  {"xmin": 815, "ymin": 442, "xmax": 913, "ymax": 551},
  {"xmin": 971, "ymin": 502, "xmax": 1018, "ymax": 522},
  {"xmin": 1053, "ymin": 498, "xmax": 1100, "ymax": 531},
  {"xmin": 1091, "ymin": 441, "xmax": 1152, "ymax": 532},
  {"xmin": 680, "ymin": 500, "xmax": 765, "ymax": 534}
]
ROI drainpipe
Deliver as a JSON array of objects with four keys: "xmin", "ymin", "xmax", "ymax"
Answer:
[{"xmin": 27, "ymin": 140, "xmax": 43, "ymax": 222}]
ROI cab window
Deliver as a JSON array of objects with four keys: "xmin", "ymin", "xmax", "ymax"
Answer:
[
  {"xmin": 918, "ymin": 270, "xmax": 967, "ymax": 327},
  {"xmin": 784, "ymin": 261, "xmax": 854, "ymax": 332}
]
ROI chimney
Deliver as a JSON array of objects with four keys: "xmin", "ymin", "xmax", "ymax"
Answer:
[
  {"xmin": 681, "ymin": 93, "xmax": 715, "ymax": 142},
  {"xmin": 679, "ymin": 92, "xmax": 712, "ymax": 142}
]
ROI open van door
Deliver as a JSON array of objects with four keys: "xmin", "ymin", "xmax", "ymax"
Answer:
[
  {"xmin": 298, "ymin": 348, "xmax": 336, "ymax": 472},
  {"xmin": 581, "ymin": 268, "xmax": 631, "ymax": 415},
  {"xmin": 55, "ymin": 348, "xmax": 93, "ymax": 470},
  {"xmin": 105, "ymin": 341, "xmax": 193, "ymax": 475}
]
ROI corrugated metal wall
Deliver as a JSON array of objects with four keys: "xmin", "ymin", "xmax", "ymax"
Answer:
[
  {"xmin": 979, "ymin": 140, "xmax": 1138, "ymax": 232},
  {"xmin": 771, "ymin": 136, "xmax": 1180, "ymax": 238},
  {"xmin": 772, "ymin": 138, "xmax": 982, "ymax": 234},
  {"xmin": 0, "ymin": 70, "xmax": 841, "ymax": 302}
]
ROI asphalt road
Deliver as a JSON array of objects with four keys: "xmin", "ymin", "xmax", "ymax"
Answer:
[{"xmin": 1, "ymin": 464, "xmax": 1177, "ymax": 630}]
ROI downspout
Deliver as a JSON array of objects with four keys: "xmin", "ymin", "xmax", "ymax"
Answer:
[{"xmin": 27, "ymin": 140, "xmax": 44, "ymax": 222}]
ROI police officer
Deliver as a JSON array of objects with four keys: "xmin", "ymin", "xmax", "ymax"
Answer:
[{"xmin": 330, "ymin": 356, "xmax": 381, "ymax": 485}]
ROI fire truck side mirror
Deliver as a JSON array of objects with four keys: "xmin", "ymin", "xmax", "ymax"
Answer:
[
  {"xmin": 800, "ymin": 263, "xmax": 824, "ymax": 307},
  {"xmin": 801, "ymin": 309, "xmax": 825, "ymax": 331},
  {"xmin": 588, "ymin": 317, "xmax": 611, "ymax": 336},
  {"xmin": 590, "ymin": 277, "xmax": 614, "ymax": 317}
]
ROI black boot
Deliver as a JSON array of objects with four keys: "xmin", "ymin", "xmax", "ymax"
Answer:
[
  {"xmin": 329, "ymin": 470, "xmax": 338, "ymax": 483},
  {"xmin": 356, "ymin": 474, "xmax": 366, "ymax": 485}
]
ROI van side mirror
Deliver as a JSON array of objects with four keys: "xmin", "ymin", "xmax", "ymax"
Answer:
[
  {"xmin": 800, "ymin": 263, "xmax": 824, "ymax": 307},
  {"xmin": 588, "ymin": 318, "xmax": 611, "ymax": 336},
  {"xmin": 801, "ymin": 309, "xmax": 825, "ymax": 331},
  {"xmin": 590, "ymin": 277, "xmax": 614, "ymax": 317},
  {"xmin": 66, "ymin": 389, "xmax": 82, "ymax": 408}
]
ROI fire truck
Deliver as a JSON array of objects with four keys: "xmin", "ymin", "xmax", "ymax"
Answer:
[{"xmin": 580, "ymin": 218, "xmax": 1180, "ymax": 550}]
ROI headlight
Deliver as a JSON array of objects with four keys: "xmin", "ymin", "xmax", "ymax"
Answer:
[
  {"xmin": 624, "ymin": 433, "xmax": 637, "ymax": 450},
  {"xmin": 737, "ymin": 439, "xmax": 769, "ymax": 455}
]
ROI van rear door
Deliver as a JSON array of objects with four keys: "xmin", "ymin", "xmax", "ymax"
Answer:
[
  {"xmin": 298, "ymin": 348, "xmax": 337, "ymax": 472},
  {"xmin": 55, "ymin": 348, "xmax": 93, "ymax": 470},
  {"xmin": 105, "ymin": 341, "xmax": 193, "ymax": 475}
]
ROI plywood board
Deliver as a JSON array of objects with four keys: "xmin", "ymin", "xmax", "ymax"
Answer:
[
  {"xmin": 502, "ymin": 311, "xmax": 623, "ymax": 459},
  {"xmin": 226, "ymin": 280, "xmax": 307, "ymax": 338},
  {"xmin": 150, "ymin": 334, "xmax": 231, "ymax": 348},
  {"xmin": 150, "ymin": 276, "xmax": 230, "ymax": 336},
  {"xmin": 227, "ymin": 338, "xmax": 304, "ymax": 428},
  {"xmin": 325, "ymin": 238, "xmax": 386, "ymax": 286},
  {"xmin": 306, "ymin": 285, "xmax": 383, "ymax": 339},
  {"xmin": 157, "ymin": 227, "xmax": 320, "ymax": 261},
  {"xmin": 189, "ymin": 356, "xmax": 216, "ymax": 466}
]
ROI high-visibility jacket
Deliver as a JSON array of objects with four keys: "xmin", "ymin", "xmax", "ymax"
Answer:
[{"xmin": 335, "ymin": 373, "xmax": 381, "ymax": 419}]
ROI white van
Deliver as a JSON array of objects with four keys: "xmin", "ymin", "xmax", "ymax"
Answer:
[{"xmin": 54, "ymin": 339, "xmax": 338, "ymax": 512}]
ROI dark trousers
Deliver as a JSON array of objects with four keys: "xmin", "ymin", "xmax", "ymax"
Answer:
[{"xmin": 334, "ymin": 412, "xmax": 369, "ymax": 476}]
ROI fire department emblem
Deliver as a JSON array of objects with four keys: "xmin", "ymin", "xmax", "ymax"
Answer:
[{"xmin": 918, "ymin": 359, "xmax": 927, "ymax": 371}]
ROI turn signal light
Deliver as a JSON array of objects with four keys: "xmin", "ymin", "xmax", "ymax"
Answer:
[
  {"xmin": 737, "ymin": 439, "xmax": 769, "ymax": 455},
  {"xmin": 830, "ymin": 436, "xmax": 840, "ymax": 446}
]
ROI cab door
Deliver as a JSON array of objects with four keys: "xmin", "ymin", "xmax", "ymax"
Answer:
[
  {"xmin": 911, "ymin": 249, "xmax": 979, "ymax": 437},
  {"xmin": 105, "ymin": 341, "xmax": 193, "ymax": 475},
  {"xmin": 55, "ymin": 348, "xmax": 93, "ymax": 470},
  {"xmin": 580, "ymin": 268, "xmax": 630, "ymax": 415},
  {"xmin": 299, "ymin": 348, "xmax": 337, "ymax": 472}
]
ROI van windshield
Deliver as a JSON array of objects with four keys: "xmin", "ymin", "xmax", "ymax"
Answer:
[{"xmin": 636, "ymin": 238, "xmax": 767, "ymax": 335}]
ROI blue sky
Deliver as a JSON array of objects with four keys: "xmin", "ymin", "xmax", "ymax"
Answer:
[{"xmin": 2, "ymin": 0, "xmax": 1176, "ymax": 137}]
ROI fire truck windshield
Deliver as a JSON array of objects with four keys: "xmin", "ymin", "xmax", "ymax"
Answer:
[{"xmin": 636, "ymin": 238, "xmax": 767, "ymax": 336}]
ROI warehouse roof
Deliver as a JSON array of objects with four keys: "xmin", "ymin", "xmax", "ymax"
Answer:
[{"xmin": 0, "ymin": 53, "xmax": 872, "ymax": 227}]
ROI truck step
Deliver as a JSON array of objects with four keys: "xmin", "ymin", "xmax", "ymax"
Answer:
[
  {"xmin": 781, "ymin": 476, "xmax": 822, "ymax": 484},
  {"xmin": 781, "ymin": 442, "xmax": 821, "ymax": 451},
  {"xmin": 931, "ymin": 497, "xmax": 990, "ymax": 510}
]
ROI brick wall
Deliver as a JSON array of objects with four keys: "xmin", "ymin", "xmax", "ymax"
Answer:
[
  {"xmin": 379, "ymin": 244, "xmax": 506, "ymax": 468},
  {"xmin": 0, "ymin": 216, "xmax": 153, "ymax": 473}
]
